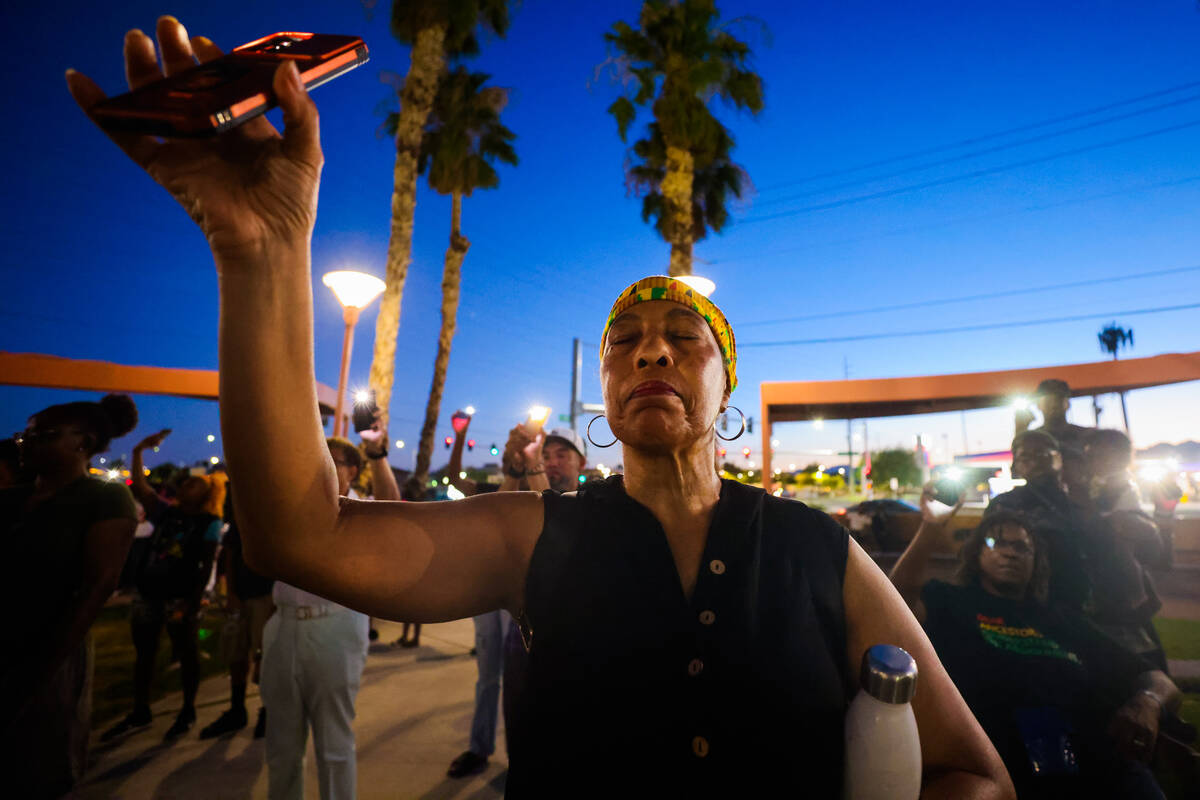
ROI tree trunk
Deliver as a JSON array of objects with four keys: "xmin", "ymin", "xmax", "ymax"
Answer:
[
  {"xmin": 414, "ymin": 193, "xmax": 469, "ymax": 483},
  {"xmin": 663, "ymin": 145, "xmax": 695, "ymax": 277},
  {"xmin": 367, "ymin": 24, "xmax": 448, "ymax": 425}
]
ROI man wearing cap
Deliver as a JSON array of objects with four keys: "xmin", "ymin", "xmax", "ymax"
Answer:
[
  {"xmin": 1017, "ymin": 379, "xmax": 1093, "ymax": 492},
  {"xmin": 445, "ymin": 424, "xmax": 587, "ymax": 778}
]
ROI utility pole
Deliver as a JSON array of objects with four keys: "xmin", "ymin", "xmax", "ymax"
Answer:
[
  {"xmin": 570, "ymin": 338, "xmax": 583, "ymax": 434},
  {"xmin": 844, "ymin": 356, "xmax": 855, "ymax": 493}
]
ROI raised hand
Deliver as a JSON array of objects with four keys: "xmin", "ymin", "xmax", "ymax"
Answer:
[
  {"xmin": 918, "ymin": 481, "xmax": 964, "ymax": 529},
  {"xmin": 134, "ymin": 428, "xmax": 172, "ymax": 452},
  {"xmin": 64, "ymin": 16, "xmax": 322, "ymax": 266}
]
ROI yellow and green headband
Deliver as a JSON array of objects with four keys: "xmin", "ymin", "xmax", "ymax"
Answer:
[{"xmin": 601, "ymin": 275, "xmax": 738, "ymax": 392}]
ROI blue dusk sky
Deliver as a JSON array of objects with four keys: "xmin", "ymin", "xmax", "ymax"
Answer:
[{"xmin": 3, "ymin": 0, "xmax": 1200, "ymax": 473}]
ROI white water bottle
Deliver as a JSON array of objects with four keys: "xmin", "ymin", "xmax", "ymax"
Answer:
[{"xmin": 843, "ymin": 644, "xmax": 921, "ymax": 800}]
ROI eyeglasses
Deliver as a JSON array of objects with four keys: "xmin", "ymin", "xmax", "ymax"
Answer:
[{"xmin": 984, "ymin": 536, "xmax": 1034, "ymax": 556}]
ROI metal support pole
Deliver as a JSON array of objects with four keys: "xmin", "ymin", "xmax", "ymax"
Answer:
[
  {"xmin": 332, "ymin": 306, "xmax": 359, "ymax": 438},
  {"xmin": 570, "ymin": 337, "xmax": 583, "ymax": 434}
]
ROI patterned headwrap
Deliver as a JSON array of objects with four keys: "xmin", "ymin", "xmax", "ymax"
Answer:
[{"xmin": 601, "ymin": 276, "xmax": 737, "ymax": 392}]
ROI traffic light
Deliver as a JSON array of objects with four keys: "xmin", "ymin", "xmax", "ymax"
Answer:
[
  {"xmin": 444, "ymin": 436, "xmax": 452, "ymax": 449},
  {"xmin": 718, "ymin": 448, "xmax": 726, "ymax": 458},
  {"xmin": 742, "ymin": 447, "xmax": 751, "ymax": 458},
  {"xmin": 489, "ymin": 443, "xmax": 499, "ymax": 456},
  {"xmin": 467, "ymin": 439, "xmax": 475, "ymax": 451}
]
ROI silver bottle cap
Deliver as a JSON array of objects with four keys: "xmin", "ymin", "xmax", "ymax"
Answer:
[{"xmin": 860, "ymin": 644, "xmax": 918, "ymax": 704}]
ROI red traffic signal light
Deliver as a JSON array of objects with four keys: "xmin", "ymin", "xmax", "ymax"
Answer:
[
  {"xmin": 742, "ymin": 447, "xmax": 751, "ymax": 458},
  {"xmin": 444, "ymin": 436, "xmax": 453, "ymax": 449},
  {"xmin": 718, "ymin": 448, "xmax": 727, "ymax": 458},
  {"xmin": 467, "ymin": 439, "xmax": 475, "ymax": 451}
]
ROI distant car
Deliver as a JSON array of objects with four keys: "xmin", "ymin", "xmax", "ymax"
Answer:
[{"xmin": 830, "ymin": 499, "xmax": 923, "ymax": 553}]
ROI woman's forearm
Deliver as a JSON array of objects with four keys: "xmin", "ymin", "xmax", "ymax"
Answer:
[{"xmin": 216, "ymin": 242, "xmax": 341, "ymax": 576}]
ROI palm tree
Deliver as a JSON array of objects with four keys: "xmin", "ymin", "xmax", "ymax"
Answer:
[
  {"xmin": 604, "ymin": 0, "xmax": 764, "ymax": 276},
  {"xmin": 1098, "ymin": 323, "xmax": 1134, "ymax": 431},
  {"xmin": 367, "ymin": 0, "xmax": 510, "ymax": 426},
  {"xmin": 386, "ymin": 67, "xmax": 517, "ymax": 483},
  {"xmin": 627, "ymin": 121, "xmax": 749, "ymax": 248}
]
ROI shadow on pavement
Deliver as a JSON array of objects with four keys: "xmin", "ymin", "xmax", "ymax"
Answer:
[{"xmin": 152, "ymin": 734, "xmax": 263, "ymax": 800}]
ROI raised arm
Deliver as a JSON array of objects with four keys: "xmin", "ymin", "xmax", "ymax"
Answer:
[
  {"xmin": 889, "ymin": 483, "xmax": 962, "ymax": 620},
  {"xmin": 845, "ymin": 540, "xmax": 1015, "ymax": 799},
  {"xmin": 360, "ymin": 417, "xmax": 401, "ymax": 501},
  {"xmin": 130, "ymin": 429, "xmax": 171, "ymax": 513},
  {"xmin": 446, "ymin": 413, "xmax": 478, "ymax": 496},
  {"xmin": 67, "ymin": 17, "xmax": 543, "ymax": 624}
]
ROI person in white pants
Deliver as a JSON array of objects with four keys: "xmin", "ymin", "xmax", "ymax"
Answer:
[{"xmin": 260, "ymin": 433, "xmax": 399, "ymax": 800}]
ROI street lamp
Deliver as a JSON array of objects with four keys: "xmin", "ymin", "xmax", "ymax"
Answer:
[
  {"xmin": 322, "ymin": 270, "xmax": 385, "ymax": 437},
  {"xmin": 676, "ymin": 275, "xmax": 716, "ymax": 297}
]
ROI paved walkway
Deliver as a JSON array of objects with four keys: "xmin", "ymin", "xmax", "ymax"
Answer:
[{"xmin": 80, "ymin": 618, "xmax": 507, "ymax": 800}]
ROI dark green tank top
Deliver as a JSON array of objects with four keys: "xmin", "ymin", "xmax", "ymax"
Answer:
[{"xmin": 508, "ymin": 476, "xmax": 850, "ymax": 797}]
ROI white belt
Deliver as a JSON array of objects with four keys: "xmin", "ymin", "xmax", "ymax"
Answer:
[{"xmin": 277, "ymin": 603, "xmax": 337, "ymax": 620}]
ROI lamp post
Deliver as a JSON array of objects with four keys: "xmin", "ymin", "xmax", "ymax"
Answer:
[{"xmin": 322, "ymin": 270, "xmax": 385, "ymax": 437}]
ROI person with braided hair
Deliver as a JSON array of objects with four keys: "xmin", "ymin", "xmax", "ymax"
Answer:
[{"xmin": 0, "ymin": 393, "xmax": 139, "ymax": 798}]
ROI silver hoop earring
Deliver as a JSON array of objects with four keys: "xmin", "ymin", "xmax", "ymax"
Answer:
[
  {"xmin": 586, "ymin": 415, "xmax": 618, "ymax": 448},
  {"xmin": 715, "ymin": 406, "xmax": 746, "ymax": 441}
]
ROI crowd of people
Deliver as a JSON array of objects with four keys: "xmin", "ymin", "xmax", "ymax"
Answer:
[
  {"xmin": 889, "ymin": 378, "xmax": 1192, "ymax": 798},
  {"xmin": 5, "ymin": 15, "xmax": 1193, "ymax": 798}
]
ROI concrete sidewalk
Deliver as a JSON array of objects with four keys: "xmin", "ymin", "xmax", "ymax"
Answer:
[{"xmin": 80, "ymin": 618, "xmax": 507, "ymax": 800}]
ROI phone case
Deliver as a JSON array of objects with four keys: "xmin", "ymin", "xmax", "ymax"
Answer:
[{"xmin": 92, "ymin": 32, "xmax": 369, "ymax": 137}]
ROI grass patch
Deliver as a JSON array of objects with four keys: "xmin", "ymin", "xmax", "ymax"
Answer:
[
  {"xmin": 1155, "ymin": 618, "xmax": 1200, "ymax": 661},
  {"xmin": 91, "ymin": 601, "xmax": 228, "ymax": 726}
]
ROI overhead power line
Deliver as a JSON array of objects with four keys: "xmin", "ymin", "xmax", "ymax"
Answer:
[
  {"xmin": 738, "ymin": 116, "xmax": 1200, "ymax": 225},
  {"xmin": 739, "ymin": 301, "xmax": 1200, "ymax": 348},
  {"xmin": 737, "ymin": 264, "xmax": 1200, "ymax": 328},
  {"xmin": 708, "ymin": 173, "xmax": 1200, "ymax": 267},
  {"xmin": 752, "ymin": 92, "xmax": 1200, "ymax": 209},
  {"xmin": 754, "ymin": 79, "xmax": 1200, "ymax": 194}
]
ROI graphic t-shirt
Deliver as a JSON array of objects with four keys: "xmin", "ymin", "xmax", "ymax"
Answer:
[
  {"xmin": 921, "ymin": 580, "xmax": 1149, "ymax": 797},
  {"xmin": 137, "ymin": 505, "xmax": 221, "ymax": 601}
]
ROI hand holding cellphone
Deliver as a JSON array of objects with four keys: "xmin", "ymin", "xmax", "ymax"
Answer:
[
  {"xmin": 91, "ymin": 32, "xmax": 368, "ymax": 137},
  {"xmin": 352, "ymin": 390, "xmax": 379, "ymax": 434}
]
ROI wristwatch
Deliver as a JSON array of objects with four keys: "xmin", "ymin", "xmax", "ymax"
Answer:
[{"xmin": 365, "ymin": 448, "xmax": 388, "ymax": 460}]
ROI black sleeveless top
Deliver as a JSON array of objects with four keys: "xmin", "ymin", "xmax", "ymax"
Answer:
[{"xmin": 507, "ymin": 477, "xmax": 851, "ymax": 798}]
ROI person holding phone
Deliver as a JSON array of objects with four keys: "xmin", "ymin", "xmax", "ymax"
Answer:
[
  {"xmin": 890, "ymin": 503, "xmax": 1180, "ymax": 799},
  {"xmin": 68, "ymin": 18, "xmax": 1013, "ymax": 796},
  {"xmin": 103, "ymin": 429, "xmax": 224, "ymax": 742},
  {"xmin": 259, "ymin": 434, "xmax": 396, "ymax": 800}
]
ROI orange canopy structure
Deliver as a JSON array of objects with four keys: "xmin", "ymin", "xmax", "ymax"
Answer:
[
  {"xmin": 760, "ymin": 350, "xmax": 1200, "ymax": 492},
  {"xmin": 0, "ymin": 351, "xmax": 343, "ymax": 424}
]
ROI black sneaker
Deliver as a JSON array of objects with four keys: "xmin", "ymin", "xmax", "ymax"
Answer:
[
  {"xmin": 253, "ymin": 708, "xmax": 267, "ymax": 739},
  {"xmin": 446, "ymin": 750, "xmax": 488, "ymax": 778},
  {"xmin": 100, "ymin": 709, "xmax": 152, "ymax": 742},
  {"xmin": 199, "ymin": 707, "xmax": 248, "ymax": 739},
  {"xmin": 164, "ymin": 708, "xmax": 196, "ymax": 740}
]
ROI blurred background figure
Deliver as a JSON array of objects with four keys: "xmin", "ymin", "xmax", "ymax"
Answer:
[
  {"xmin": 202, "ymin": 483, "xmax": 275, "ymax": 739},
  {"xmin": 0, "ymin": 393, "xmax": 139, "ymax": 798},
  {"xmin": 261, "ymin": 433, "xmax": 397, "ymax": 800},
  {"xmin": 102, "ymin": 428, "xmax": 223, "ymax": 742},
  {"xmin": 891, "ymin": 499, "xmax": 1184, "ymax": 799},
  {"xmin": 1015, "ymin": 379, "xmax": 1094, "ymax": 495},
  {"xmin": 1082, "ymin": 429, "xmax": 1173, "ymax": 671}
]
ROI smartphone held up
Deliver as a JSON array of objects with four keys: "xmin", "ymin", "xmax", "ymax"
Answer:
[
  {"xmin": 91, "ymin": 32, "xmax": 368, "ymax": 137},
  {"xmin": 352, "ymin": 390, "xmax": 378, "ymax": 434}
]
